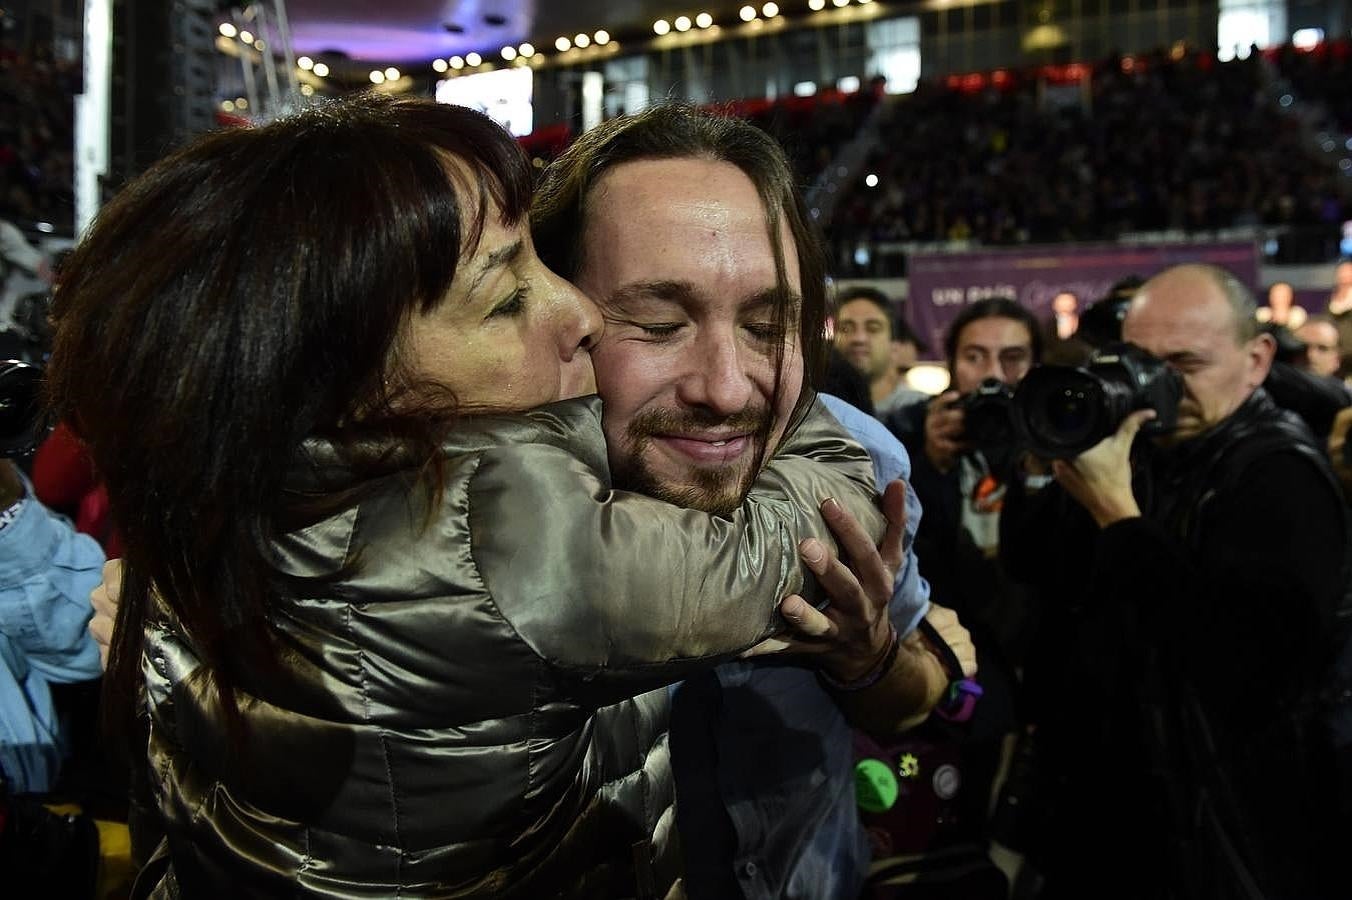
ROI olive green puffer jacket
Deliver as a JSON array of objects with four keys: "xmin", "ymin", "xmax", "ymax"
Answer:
[{"xmin": 137, "ymin": 396, "xmax": 882, "ymax": 899}]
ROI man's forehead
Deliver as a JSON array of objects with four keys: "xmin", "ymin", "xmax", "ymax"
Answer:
[
  {"xmin": 1125, "ymin": 278, "xmax": 1234, "ymax": 349},
  {"xmin": 1300, "ymin": 321, "xmax": 1338, "ymax": 342},
  {"xmin": 581, "ymin": 158, "xmax": 799, "ymax": 292},
  {"xmin": 838, "ymin": 298, "xmax": 888, "ymax": 321},
  {"xmin": 590, "ymin": 157, "xmax": 764, "ymax": 219},
  {"xmin": 957, "ymin": 317, "xmax": 1031, "ymax": 350}
]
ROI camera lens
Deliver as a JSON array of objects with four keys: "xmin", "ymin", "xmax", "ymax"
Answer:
[
  {"xmin": 1016, "ymin": 368, "xmax": 1109, "ymax": 458},
  {"xmin": 1045, "ymin": 387, "xmax": 1094, "ymax": 441}
]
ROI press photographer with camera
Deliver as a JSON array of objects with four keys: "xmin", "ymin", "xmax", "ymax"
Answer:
[
  {"xmin": 1000, "ymin": 263, "xmax": 1349, "ymax": 899},
  {"xmin": 884, "ymin": 298, "xmax": 1041, "ymax": 660}
]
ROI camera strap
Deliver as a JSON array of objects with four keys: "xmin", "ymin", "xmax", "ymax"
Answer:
[{"xmin": 917, "ymin": 617, "xmax": 983, "ymax": 723}]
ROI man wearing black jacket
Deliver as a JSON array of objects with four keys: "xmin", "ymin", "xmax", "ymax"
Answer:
[{"xmin": 1002, "ymin": 263, "xmax": 1349, "ymax": 899}]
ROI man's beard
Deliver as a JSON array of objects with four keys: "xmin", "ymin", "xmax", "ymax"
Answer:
[{"xmin": 612, "ymin": 405, "xmax": 772, "ymax": 516}]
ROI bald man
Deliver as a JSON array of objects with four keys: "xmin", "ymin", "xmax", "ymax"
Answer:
[{"xmin": 1001, "ymin": 264, "xmax": 1349, "ymax": 899}]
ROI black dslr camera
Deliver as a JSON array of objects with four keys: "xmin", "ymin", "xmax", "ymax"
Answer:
[
  {"xmin": 960, "ymin": 378, "xmax": 1021, "ymax": 452},
  {"xmin": 0, "ymin": 361, "xmax": 45, "ymax": 458},
  {"xmin": 1013, "ymin": 343, "xmax": 1182, "ymax": 459}
]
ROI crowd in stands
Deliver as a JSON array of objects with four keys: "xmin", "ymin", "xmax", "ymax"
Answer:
[
  {"xmin": 0, "ymin": 43, "xmax": 78, "ymax": 231},
  {"xmin": 1275, "ymin": 38, "xmax": 1352, "ymax": 133},
  {"xmin": 828, "ymin": 45, "xmax": 1351, "ymax": 253},
  {"xmin": 735, "ymin": 82, "xmax": 882, "ymax": 188}
]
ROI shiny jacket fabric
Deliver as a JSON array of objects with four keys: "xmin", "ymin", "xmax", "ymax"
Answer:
[{"xmin": 138, "ymin": 396, "xmax": 882, "ymax": 899}]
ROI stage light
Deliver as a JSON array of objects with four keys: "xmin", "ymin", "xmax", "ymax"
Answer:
[
  {"xmin": 501, "ymin": 46, "xmax": 516, "ymax": 60},
  {"xmin": 740, "ymin": 5, "xmax": 757, "ymax": 20},
  {"xmin": 432, "ymin": 58, "xmax": 448, "ymax": 72},
  {"xmin": 297, "ymin": 56, "xmax": 313, "ymax": 70},
  {"xmin": 312, "ymin": 62, "xmax": 329, "ymax": 76},
  {"xmin": 384, "ymin": 67, "xmax": 400, "ymax": 80},
  {"xmin": 465, "ymin": 52, "xmax": 481, "ymax": 66},
  {"xmin": 369, "ymin": 70, "xmax": 385, "ymax": 84},
  {"xmin": 556, "ymin": 36, "xmax": 571, "ymax": 51},
  {"xmin": 450, "ymin": 56, "xmax": 465, "ymax": 69},
  {"xmin": 654, "ymin": 19, "xmax": 671, "ymax": 35},
  {"xmin": 594, "ymin": 30, "xmax": 610, "ymax": 45},
  {"xmin": 519, "ymin": 43, "xmax": 535, "ymax": 57},
  {"xmin": 575, "ymin": 33, "xmax": 590, "ymax": 47},
  {"xmin": 219, "ymin": 23, "xmax": 237, "ymax": 38},
  {"xmin": 762, "ymin": 3, "xmax": 779, "ymax": 18}
]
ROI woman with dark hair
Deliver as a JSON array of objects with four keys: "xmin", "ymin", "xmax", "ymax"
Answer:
[{"xmin": 45, "ymin": 95, "xmax": 885, "ymax": 898}]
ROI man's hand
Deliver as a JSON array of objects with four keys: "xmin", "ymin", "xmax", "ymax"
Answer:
[
  {"xmin": 89, "ymin": 559, "xmax": 123, "ymax": 671},
  {"xmin": 920, "ymin": 603, "xmax": 977, "ymax": 679},
  {"xmin": 742, "ymin": 479, "xmax": 907, "ymax": 683},
  {"xmin": 1051, "ymin": 409, "xmax": 1153, "ymax": 528},
  {"xmin": 924, "ymin": 391, "xmax": 967, "ymax": 474}
]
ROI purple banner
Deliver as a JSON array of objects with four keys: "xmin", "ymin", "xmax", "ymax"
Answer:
[{"xmin": 906, "ymin": 242, "xmax": 1259, "ymax": 359}]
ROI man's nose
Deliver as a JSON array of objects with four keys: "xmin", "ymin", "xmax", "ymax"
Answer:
[
  {"xmin": 975, "ymin": 358, "xmax": 1002, "ymax": 384},
  {"xmin": 676, "ymin": 330, "xmax": 755, "ymax": 415}
]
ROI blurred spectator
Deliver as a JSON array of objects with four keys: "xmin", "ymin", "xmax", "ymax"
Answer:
[
  {"xmin": 1298, "ymin": 315, "xmax": 1343, "ymax": 378},
  {"xmin": 1328, "ymin": 259, "xmax": 1352, "ymax": 374},
  {"xmin": 833, "ymin": 286, "xmax": 927, "ymax": 417},
  {"xmin": 1050, "ymin": 291, "xmax": 1080, "ymax": 340},
  {"xmin": 1258, "ymin": 281, "xmax": 1307, "ymax": 329},
  {"xmin": 1043, "ymin": 291, "xmax": 1094, "ymax": 366}
]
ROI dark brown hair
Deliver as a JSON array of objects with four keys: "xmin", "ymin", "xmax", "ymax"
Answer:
[
  {"xmin": 45, "ymin": 94, "xmax": 532, "ymax": 732},
  {"xmin": 944, "ymin": 296, "xmax": 1044, "ymax": 370},
  {"xmin": 531, "ymin": 102, "xmax": 828, "ymax": 445}
]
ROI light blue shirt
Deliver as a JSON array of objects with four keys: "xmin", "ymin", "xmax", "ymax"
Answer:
[
  {"xmin": 820, "ymin": 392, "xmax": 931, "ymax": 638},
  {"xmin": 672, "ymin": 394, "xmax": 932, "ymax": 900},
  {"xmin": 0, "ymin": 479, "xmax": 103, "ymax": 793}
]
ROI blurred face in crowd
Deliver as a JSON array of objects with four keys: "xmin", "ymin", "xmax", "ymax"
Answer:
[
  {"xmin": 1338, "ymin": 262, "xmax": 1352, "ymax": 293},
  {"xmin": 1296, "ymin": 320, "xmax": 1341, "ymax": 378},
  {"xmin": 1123, "ymin": 266, "xmax": 1274, "ymax": 445},
  {"xmin": 404, "ymin": 191, "xmax": 601, "ymax": 410},
  {"xmin": 576, "ymin": 157, "xmax": 804, "ymax": 516},
  {"xmin": 1267, "ymin": 282, "xmax": 1294, "ymax": 315},
  {"xmin": 1052, "ymin": 292, "xmax": 1079, "ymax": 318},
  {"xmin": 951, "ymin": 316, "xmax": 1034, "ymax": 395},
  {"xmin": 835, "ymin": 297, "xmax": 893, "ymax": 380}
]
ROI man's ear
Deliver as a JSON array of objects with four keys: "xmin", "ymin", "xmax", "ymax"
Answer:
[{"xmin": 1248, "ymin": 331, "xmax": 1277, "ymax": 388}]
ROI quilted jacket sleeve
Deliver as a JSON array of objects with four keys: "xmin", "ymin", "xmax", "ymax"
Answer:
[{"xmin": 465, "ymin": 397, "xmax": 884, "ymax": 690}]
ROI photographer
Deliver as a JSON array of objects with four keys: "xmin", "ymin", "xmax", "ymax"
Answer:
[
  {"xmin": 884, "ymin": 297, "xmax": 1042, "ymax": 661},
  {"xmin": 1002, "ymin": 264, "xmax": 1349, "ymax": 899}
]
